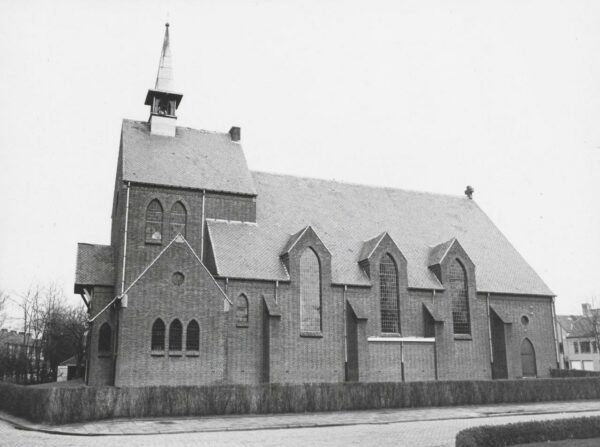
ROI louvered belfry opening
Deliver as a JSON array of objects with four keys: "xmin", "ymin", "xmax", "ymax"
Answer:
[
  {"xmin": 379, "ymin": 253, "xmax": 400, "ymax": 333},
  {"xmin": 450, "ymin": 259, "xmax": 471, "ymax": 334}
]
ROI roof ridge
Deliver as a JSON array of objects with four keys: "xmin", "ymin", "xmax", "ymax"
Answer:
[
  {"xmin": 251, "ymin": 170, "xmax": 470, "ymax": 201},
  {"xmin": 122, "ymin": 118, "xmax": 229, "ymax": 136}
]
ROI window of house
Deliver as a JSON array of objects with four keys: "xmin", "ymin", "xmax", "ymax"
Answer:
[
  {"xmin": 571, "ymin": 360, "xmax": 582, "ymax": 370},
  {"xmin": 559, "ymin": 342, "xmax": 564, "ymax": 354},
  {"xmin": 581, "ymin": 341, "xmax": 591, "ymax": 353},
  {"xmin": 573, "ymin": 341, "xmax": 579, "ymax": 354},
  {"xmin": 98, "ymin": 323, "xmax": 112, "ymax": 353},
  {"xmin": 449, "ymin": 259, "xmax": 471, "ymax": 335},
  {"xmin": 380, "ymin": 253, "xmax": 400, "ymax": 333},
  {"xmin": 236, "ymin": 294, "xmax": 249, "ymax": 327},
  {"xmin": 186, "ymin": 320, "xmax": 199, "ymax": 351},
  {"xmin": 583, "ymin": 360, "xmax": 594, "ymax": 371},
  {"xmin": 170, "ymin": 201, "xmax": 187, "ymax": 239},
  {"xmin": 594, "ymin": 342, "xmax": 598, "ymax": 353},
  {"xmin": 151, "ymin": 319, "xmax": 165, "ymax": 351},
  {"xmin": 169, "ymin": 319, "xmax": 183, "ymax": 351},
  {"xmin": 299, "ymin": 248, "xmax": 322, "ymax": 333},
  {"xmin": 145, "ymin": 199, "xmax": 163, "ymax": 243}
]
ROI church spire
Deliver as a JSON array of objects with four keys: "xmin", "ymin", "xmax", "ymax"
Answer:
[
  {"xmin": 144, "ymin": 23, "xmax": 183, "ymax": 137},
  {"xmin": 155, "ymin": 23, "xmax": 174, "ymax": 92}
]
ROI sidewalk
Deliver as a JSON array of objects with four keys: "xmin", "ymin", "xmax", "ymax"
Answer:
[{"xmin": 1, "ymin": 400, "xmax": 599, "ymax": 437}]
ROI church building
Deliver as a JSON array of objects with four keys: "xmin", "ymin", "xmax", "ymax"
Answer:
[{"xmin": 75, "ymin": 25, "xmax": 558, "ymax": 387}]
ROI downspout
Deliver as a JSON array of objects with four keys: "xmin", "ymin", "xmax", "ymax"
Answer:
[
  {"xmin": 486, "ymin": 293, "xmax": 494, "ymax": 375},
  {"xmin": 343, "ymin": 285, "xmax": 347, "ymax": 380},
  {"xmin": 275, "ymin": 280, "xmax": 279, "ymax": 304},
  {"xmin": 400, "ymin": 340, "xmax": 405, "ymax": 382},
  {"xmin": 551, "ymin": 297, "xmax": 560, "ymax": 369},
  {"xmin": 200, "ymin": 190, "xmax": 206, "ymax": 262},
  {"xmin": 114, "ymin": 181, "xmax": 130, "ymax": 385},
  {"xmin": 432, "ymin": 289, "xmax": 438, "ymax": 381}
]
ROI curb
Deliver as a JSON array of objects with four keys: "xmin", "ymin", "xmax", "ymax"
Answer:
[{"xmin": 2, "ymin": 407, "xmax": 600, "ymax": 437}]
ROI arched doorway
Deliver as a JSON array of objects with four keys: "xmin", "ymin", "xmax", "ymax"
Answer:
[{"xmin": 521, "ymin": 338, "xmax": 537, "ymax": 377}]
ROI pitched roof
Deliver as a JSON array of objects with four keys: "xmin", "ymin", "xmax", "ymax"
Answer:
[
  {"xmin": 119, "ymin": 120, "xmax": 256, "ymax": 195},
  {"xmin": 428, "ymin": 238, "xmax": 456, "ymax": 266},
  {"xmin": 207, "ymin": 171, "xmax": 553, "ymax": 296},
  {"xmin": 74, "ymin": 243, "xmax": 114, "ymax": 292},
  {"xmin": 567, "ymin": 317, "xmax": 596, "ymax": 338},
  {"xmin": 556, "ymin": 315, "xmax": 576, "ymax": 333}
]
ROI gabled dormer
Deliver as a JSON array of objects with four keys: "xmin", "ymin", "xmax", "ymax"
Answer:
[{"xmin": 144, "ymin": 23, "xmax": 183, "ymax": 137}]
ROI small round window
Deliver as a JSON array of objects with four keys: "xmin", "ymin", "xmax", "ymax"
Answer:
[
  {"xmin": 521, "ymin": 315, "xmax": 530, "ymax": 326},
  {"xmin": 172, "ymin": 272, "xmax": 185, "ymax": 286}
]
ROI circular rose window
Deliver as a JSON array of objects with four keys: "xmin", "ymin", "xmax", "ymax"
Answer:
[
  {"xmin": 172, "ymin": 272, "xmax": 185, "ymax": 286},
  {"xmin": 521, "ymin": 315, "xmax": 530, "ymax": 326}
]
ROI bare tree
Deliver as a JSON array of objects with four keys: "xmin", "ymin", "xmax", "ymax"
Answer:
[{"xmin": 0, "ymin": 289, "xmax": 8, "ymax": 329}]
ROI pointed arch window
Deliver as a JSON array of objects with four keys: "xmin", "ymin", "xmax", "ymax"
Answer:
[
  {"xmin": 236, "ymin": 294, "xmax": 249, "ymax": 327},
  {"xmin": 145, "ymin": 199, "xmax": 163, "ymax": 243},
  {"xmin": 300, "ymin": 248, "xmax": 322, "ymax": 333},
  {"xmin": 449, "ymin": 259, "xmax": 471, "ymax": 335},
  {"xmin": 170, "ymin": 201, "xmax": 187, "ymax": 239},
  {"xmin": 151, "ymin": 319, "xmax": 165, "ymax": 350},
  {"xmin": 380, "ymin": 253, "xmax": 400, "ymax": 333},
  {"xmin": 186, "ymin": 320, "xmax": 199, "ymax": 351},
  {"xmin": 98, "ymin": 323, "xmax": 112, "ymax": 353},
  {"xmin": 169, "ymin": 319, "xmax": 183, "ymax": 351}
]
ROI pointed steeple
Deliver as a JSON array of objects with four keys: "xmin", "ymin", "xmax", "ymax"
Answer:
[
  {"xmin": 144, "ymin": 23, "xmax": 183, "ymax": 137},
  {"xmin": 155, "ymin": 23, "xmax": 175, "ymax": 92}
]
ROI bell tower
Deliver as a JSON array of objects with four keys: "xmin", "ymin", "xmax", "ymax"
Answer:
[{"xmin": 144, "ymin": 23, "xmax": 183, "ymax": 137}]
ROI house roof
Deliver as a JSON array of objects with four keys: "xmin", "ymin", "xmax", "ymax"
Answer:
[
  {"xmin": 567, "ymin": 318, "xmax": 596, "ymax": 338},
  {"xmin": 206, "ymin": 171, "xmax": 554, "ymax": 296},
  {"xmin": 119, "ymin": 120, "xmax": 256, "ymax": 196},
  {"xmin": 556, "ymin": 315, "xmax": 576, "ymax": 333},
  {"xmin": 74, "ymin": 243, "xmax": 114, "ymax": 292}
]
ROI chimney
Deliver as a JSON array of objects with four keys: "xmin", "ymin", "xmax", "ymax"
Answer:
[
  {"xmin": 464, "ymin": 185, "xmax": 474, "ymax": 199},
  {"xmin": 582, "ymin": 303, "xmax": 592, "ymax": 317},
  {"xmin": 229, "ymin": 126, "xmax": 241, "ymax": 142}
]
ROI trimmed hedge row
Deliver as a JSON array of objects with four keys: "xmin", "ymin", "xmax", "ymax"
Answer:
[
  {"xmin": 2, "ymin": 377, "xmax": 600, "ymax": 425},
  {"xmin": 550, "ymin": 368, "xmax": 600, "ymax": 378},
  {"xmin": 456, "ymin": 416, "xmax": 600, "ymax": 447}
]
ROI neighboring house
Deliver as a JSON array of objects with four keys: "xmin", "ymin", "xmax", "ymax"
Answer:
[
  {"xmin": 74, "ymin": 24, "xmax": 558, "ymax": 387},
  {"xmin": 557, "ymin": 304, "xmax": 600, "ymax": 371},
  {"xmin": 0, "ymin": 329, "xmax": 40, "ymax": 360},
  {"xmin": 0, "ymin": 328, "xmax": 44, "ymax": 382}
]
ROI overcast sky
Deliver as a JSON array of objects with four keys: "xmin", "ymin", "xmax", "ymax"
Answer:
[{"xmin": 0, "ymin": 0, "xmax": 599, "ymax": 326}]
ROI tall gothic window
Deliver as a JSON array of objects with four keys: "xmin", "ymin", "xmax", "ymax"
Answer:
[
  {"xmin": 98, "ymin": 323, "xmax": 112, "ymax": 353},
  {"xmin": 151, "ymin": 319, "xmax": 165, "ymax": 350},
  {"xmin": 170, "ymin": 201, "xmax": 187, "ymax": 239},
  {"xmin": 449, "ymin": 259, "xmax": 471, "ymax": 334},
  {"xmin": 145, "ymin": 199, "xmax": 163, "ymax": 243},
  {"xmin": 186, "ymin": 320, "xmax": 199, "ymax": 351},
  {"xmin": 236, "ymin": 294, "xmax": 249, "ymax": 327},
  {"xmin": 299, "ymin": 248, "xmax": 321, "ymax": 333},
  {"xmin": 379, "ymin": 253, "xmax": 400, "ymax": 333},
  {"xmin": 169, "ymin": 319, "xmax": 183, "ymax": 351}
]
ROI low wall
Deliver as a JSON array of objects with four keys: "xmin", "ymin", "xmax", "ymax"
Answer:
[{"xmin": 2, "ymin": 378, "xmax": 600, "ymax": 425}]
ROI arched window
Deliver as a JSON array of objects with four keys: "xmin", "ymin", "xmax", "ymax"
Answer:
[
  {"xmin": 379, "ymin": 253, "xmax": 400, "ymax": 333},
  {"xmin": 236, "ymin": 294, "xmax": 249, "ymax": 327},
  {"xmin": 449, "ymin": 259, "xmax": 471, "ymax": 334},
  {"xmin": 151, "ymin": 319, "xmax": 165, "ymax": 350},
  {"xmin": 299, "ymin": 248, "xmax": 321, "ymax": 332},
  {"xmin": 169, "ymin": 319, "xmax": 183, "ymax": 351},
  {"xmin": 145, "ymin": 199, "xmax": 163, "ymax": 243},
  {"xmin": 186, "ymin": 320, "xmax": 199, "ymax": 351},
  {"xmin": 98, "ymin": 323, "xmax": 112, "ymax": 353},
  {"xmin": 170, "ymin": 201, "xmax": 187, "ymax": 239}
]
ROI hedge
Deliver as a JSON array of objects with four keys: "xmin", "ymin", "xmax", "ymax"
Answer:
[
  {"xmin": 455, "ymin": 416, "xmax": 600, "ymax": 447},
  {"xmin": 2, "ymin": 377, "xmax": 600, "ymax": 425},
  {"xmin": 550, "ymin": 368, "xmax": 600, "ymax": 378}
]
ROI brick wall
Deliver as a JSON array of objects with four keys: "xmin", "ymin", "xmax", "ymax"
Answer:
[
  {"xmin": 114, "ymin": 242, "xmax": 229, "ymax": 386},
  {"xmin": 87, "ymin": 286, "xmax": 115, "ymax": 386}
]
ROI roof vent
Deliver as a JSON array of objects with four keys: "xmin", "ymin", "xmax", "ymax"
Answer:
[
  {"xmin": 464, "ymin": 185, "xmax": 474, "ymax": 199},
  {"xmin": 229, "ymin": 126, "xmax": 241, "ymax": 142}
]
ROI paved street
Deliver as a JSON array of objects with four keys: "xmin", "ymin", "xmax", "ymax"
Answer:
[{"xmin": 1, "ymin": 402, "xmax": 600, "ymax": 447}]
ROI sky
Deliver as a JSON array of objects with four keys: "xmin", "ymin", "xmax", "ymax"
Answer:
[{"xmin": 0, "ymin": 0, "xmax": 599, "ymax": 327}]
